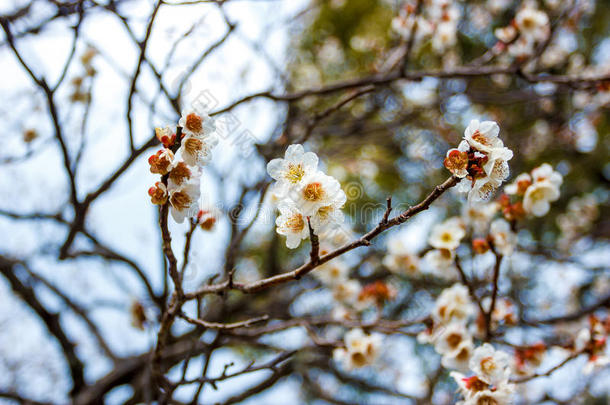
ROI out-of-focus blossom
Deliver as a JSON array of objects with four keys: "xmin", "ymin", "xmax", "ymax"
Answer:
[{"xmin": 333, "ymin": 329, "xmax": 383, "ymax": 370}]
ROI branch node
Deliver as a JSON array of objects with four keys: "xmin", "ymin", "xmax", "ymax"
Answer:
[{"xmin": 307, "ymin": 217, "xmax": 320, "ymax": 265}]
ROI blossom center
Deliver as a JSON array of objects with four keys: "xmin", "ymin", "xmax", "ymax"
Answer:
[
  {"xmin": 476, "ymin": 396, "xmax": 499, "ymax": 405},
  {"xmin": 351, "ymin": 352, "xmax": 368, "ymax": 367},
  {"xmin": 285, "ymin": 164, "xmax": 305, "ymax": 183},
  {"xmin": 169, "ymin": 162, "xmax": 191, "ymax": 185},
  {"xmin": 286, "ymin": 213, "xmax": 305, "ymax": 232},
  {"xmin": 183, "ymin": 137, "xmax": 203, "ymax": 154},
  {"xmin": 440, "ymin": 232, "xmax": 453, "ymax": 243},
  {"xmin": 471, "ymin": 130, "xmax": 491, "ymax": 146},
  {"xmin": 446, "ymin": 333, "xmax": 462, "ymax": 349},
  {"xmin": 185, "ymin": 113, "xmax": 203, "ymax": 133},
  {"xmin": 170, "ymin": 191, "xmax": 192, "ymax": 210},
  {"xmin": 317, "ymin": 205, "xmax": 333, "ymax": 219},
  {"xmin": 303, "ymin": 182, "xmax": 325, "ymax": 201},
  {"xmin": 529, "ymin": 187, "xmax": 547, "ymax": 201},
  {"xmin": 481, "ymin": 356, "xmax": 496, "ymax": 374}
]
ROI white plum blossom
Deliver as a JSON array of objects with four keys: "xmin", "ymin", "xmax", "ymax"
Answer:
[
  {"xmin": 275, "ymin": 201, "xmax": 309, "ymax": 249},
  {"xmin": 313, "ymin": 259, "xmax": 349, "ymax": 286},
  {"xmin": 484, "ymin": 148, "xmax": 513, "ymax": 181},
  {"xmin": 444, "ymin": 140, "xmax": 470, "ymax": 178},
  {"xmin": 514, "ymin": 4, "xmax": 550, "ymax": 42},
  {"xmin": 433, "ymin": 22, "xmax": 458, "ymax": 53},
  {"xmin": 180, "ymin": 133, "xmax": 217, "ymax": 167},
  {"xmin": 435, "ymin": 322, "xmax": 472, "ymax": 355},
  {"xmin": 149, "ymin": 110, "xmax": 219, "ymax": 223},
  {"xmin": 464, "ymin": 386, "xmax": 514, "ymax": 405},
  {"xmin": 451, "ymin": 371, "xmax": 514, "ymax": 405},
  {"xmin": 489, "ymin": 219, "xmax": 516, "ymax": 256},
  {"xmin": 433, "ymin": 284, "xmax": 474, "ymax": 325},
  {"xmin": 467, "ymin": 177, "xmax": 498, "ymax": 203},
  {"xmin": 179, "ymin": 110, "xmax": 216, "ymax": 138},
  {"xmin": 494, "ymin": 26, "xmax": 517, "ymax": 43},
  {"xmin": 504, "ymin": 173, "xmax": 532, "ymax": 196},
  {"xmin": 508, "ymin": 36, "xmax": 536, "ymax": 58},
  {"xmin": 531, "ymin": 163, "xmax": 562, "ymax": 186},
  {"xmin": 523, "ymin": 164, "xmax": 562, "ymax": 216},
  {"xmin": 442, "ymin": 340, "xmax": 475, "ymax": 372},
  {"xmin": 423, "ymin": 248, "xmax": 456, "ymax": 278},
  {"xmin": 428, "ymin": 217, "xmax": 466, "ymax": 251},
  {"xmin": 291, "ymin": 171, "xmax": 344, "ymax": 217},
  {"xmin": 392, "ymin": 13, "xmax": 433, "ymax": 43},
  {"xmin": 333, "ymin": 329, "xmax": 383, "ymax": 370},
  {"xmin": 308, "ymin": 188, "xmax": 347, "ymax": 232},
  {"xmin": 463, "ymin": 202, "xmax": 499, "ymax": 235},
  {"xmin": 469, "ymin": 343, "xmax": 511, "ymax": 386},
  {"xmin": 487, "ymin": 0, "xmax": 512, "ymax": 14},
  {"xmin": 463, "ymin": 120, "xmax": 504, "ymax": 154},
  {"xmin": 266, "ymin": 144, "xmax": 318, "ymax": 193},
  {"xmin": 267, "ymin": 144, "xmax": 346, "ymax": 248},
  {"xmin": 169, "ymin": 179, "xmax": 201, "ymax": 223},
  {"xmin": 177, "ymin": 111, "xmax": 218, "ymax": 167},
  {"xmin": 449, "ymin": 120, "xmax": 513, "ymax": 202},
  {"xmin": 332, "ymin": 279, "xmax": 362, "ymax": 305},
  {"xmin": 451, "ymin": 372, "xmax": 488, "ymax": 400},
  {"xmin": 383, "ymin": 238, "xmax": 420, "ymax": 276}
]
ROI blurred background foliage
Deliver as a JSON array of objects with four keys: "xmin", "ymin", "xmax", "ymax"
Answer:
[{"xmin": 281, "ymin": 0, "xmax": 609, "ymax": 248}]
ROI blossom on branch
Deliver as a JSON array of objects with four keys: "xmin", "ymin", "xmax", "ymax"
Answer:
[
  {"xmin": 147, "ymin": 110, "xmax": 219, "ymax": 224},
  {"xmin": 504, "ymin": 163, "xmax": 562, "ymax": 217},
  {"xmin": 446, "ymin": 120, "xmax": 513, "ymax": 202},
  {"xmin": 333, "ymin": 329, "xmax": 383, "ymax": 370},
  {"xmin": 267, "ymin": 144, "xmax": 346, "ymax": 249}
]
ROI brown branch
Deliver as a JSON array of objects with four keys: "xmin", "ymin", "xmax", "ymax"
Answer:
[
  {"xmin": 511, "ymin": 352, "xmax": 583, "ymax": 383},
  {"xmin": 211, "ymin": 67, "xmax": 609, "ymax": 115},
  {"xmin": 454, "ymin": 255, "xmax": 486, "ymax": 319},
  {"xmin": 179, "ymin": 313, "xmax": 270, "ymax": 330},
  {"xmin": 126, "ymin": 0, "xmax": 163, "ymax": 151},
  {"xmin": 180, "ymin": 350, "xmax": 296, "ymax": 387},
  {"xmin": 0, "ymin": 256, "xmax": 86, "ymax": 395},
  {"xmin": 307, "ymin": 217, "xmax": 319, "ymax": 265},
  {"xmin": 485, "ymin": 251, "xmax": 504, "ymax": 340},
  {"xmin": 522, "ymin": 294, "xmax": 610, "ymax": 325},
  {"xmin": 187, "ymin": 175, "xmax": 460, "ymax": 298}
]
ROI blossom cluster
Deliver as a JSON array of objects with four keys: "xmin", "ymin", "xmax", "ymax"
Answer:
[
  {"xmin": 392, "ymin": 0, "xmax": 461, "ymax": 54},
  {"xmin": 333, "ymin": 328, "xmax": 383, "ymax": 370},
  {"xmin": 503, "ymin": 163, "xmax": 562, "ymax": 218},
  {"xmin": 418, "ymin": 284, "xmax": 476, "ymax": 371},
  {"xmin": 494, "ymin": 2, "xmax": 550, "ymax": 59},
  {"xmin": 416, "ymin": 284, "xmax": 515, "ymax": 404},
  {"xmin": 423, "ymin": 216, "xmax": 465, "ymax": 277},
  {"xmin": 267, "ymin": 144, "xmax": 347, "ymax": 249},
  {"xmin": 313, "ymin": 254, "xmax": 397, "ymax": 321},
  {"xmin": 451, "ymin": 343, "xmax": 515, "ymax": 405},
  {"xmin": 444, "ymin": 119, "xmax": 513, "ymax": 202},
  {"xmin": 575, "ymin": 315, "xmax": 610, "ymax": 374},
  {"xmin": 148, "ymin": 111, "xmax": 218, "ymax": 223},
  {"xmin": 383, "ymin": 201, "xmax": 519, "ymax": 279}
]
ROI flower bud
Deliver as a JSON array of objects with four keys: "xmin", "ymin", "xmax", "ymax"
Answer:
[
  {"xmin": 148, "ymin": 181, "xmax": 168, "ymax": 205},
  {"xmin": 149, "ymin": 149, "xmax": 174, "ymax": 175},
  {"xmin": 197, "ymin": 209, "xmax": 217, "ymax": 231},
  {"xmin": 472, "ymin": 238, "xmax": 490, "ymax": 254},
  {"xmin": 155, "ymin": 127, "xmax": 176, "ymax": 148}
]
